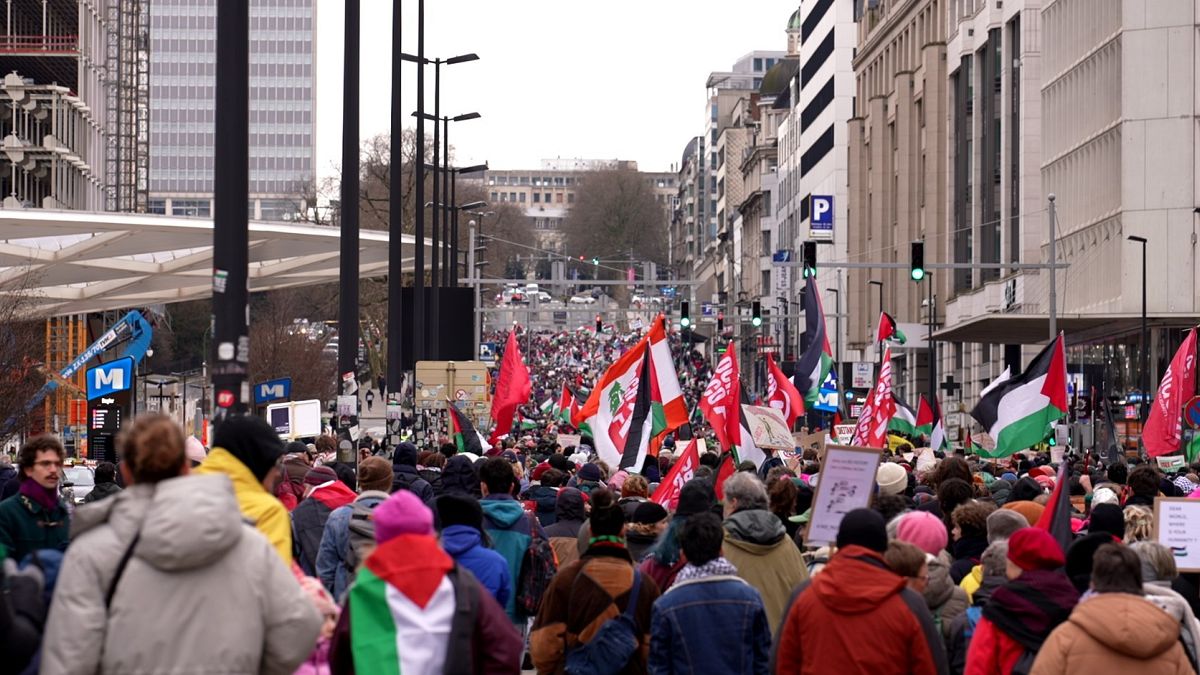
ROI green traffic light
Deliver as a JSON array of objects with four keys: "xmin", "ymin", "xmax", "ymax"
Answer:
[
  {"xmin": 751, "ymin": 317, "xmax": 762, "ymax": 328},
  {"xmin": 681, "ymin": 317, "xmax": 692, "ymax": 328},
  {"xmin": 592, "ymin": 257, "xmax": 599, "ymax": 265},
  {"xmin": 911, "ymin": 268, "xmax": 926, "ymax": 281}
]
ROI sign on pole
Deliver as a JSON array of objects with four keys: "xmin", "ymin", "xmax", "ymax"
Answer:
[{"xmin": 810, "ymin": 195, "xmax": 834, "ymax": 240}]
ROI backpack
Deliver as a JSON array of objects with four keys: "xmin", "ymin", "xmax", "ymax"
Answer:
[
  {"xmin": 516, "ymin": 513, "xmax": 558, "ymax": 617},
  {"xmin": 343, "ymin": 499, "xmax": 380, "ymax": 577},
  {"xmin": 564, "ymin": 568, "xmax": 644, "ymax": 675}
]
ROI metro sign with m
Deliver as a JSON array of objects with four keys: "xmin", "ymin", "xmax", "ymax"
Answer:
[
  {"xmin": 254, "ymin": 378, "xmax": 292, "ymax": 405},
  {"xmin": 87, "ymin": 358, "xmax": 135, "ymax": 400}
]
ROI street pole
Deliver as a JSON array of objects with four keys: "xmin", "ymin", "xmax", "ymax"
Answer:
[
  {"xmin": 428, "ymin": 61, "xmax": 441, "ymax": 361},
  {"xmin": 469, "ymin": 221, "xmax": 480, "ymax": 357},
  {"xmin": 211, "ymin": 0, "xmax": 250, "ymax": 421},
  {"xmin": 1128, "ymin": 235, "xmax": 1149, "ymax": 420},
  {"xmin": 1048, "ymin": 193, "xmax": 1057, "ymax": 340},
  {"xmin": 450, "ymin": 170, "xmax": 460, "ymax": 286},
  {"xmin": 442, "ymin": 117, "xmax": 452, "ymax": 286},
  {"xmin": 387, "ymin": 0, "xmax": 406, "ymax": 401},
  {"xmin": 413, "ymin": 0, "xmax": 426, "ymax": 364},
  {"xmin": 928, "ymin": 273, "xmax": 937, "ymax": 410},
  {"xmin": 338, "ymin": 0, "xmax": 361, "ymax": 460}
]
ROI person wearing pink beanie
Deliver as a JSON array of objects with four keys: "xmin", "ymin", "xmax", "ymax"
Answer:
[
  {"xmin": 371, "ymin": 489, "xmax": 434, "ymax": 543},
  {"xmin": 896, "ymin": 511, "xmax": 949, "ymax": 556}
]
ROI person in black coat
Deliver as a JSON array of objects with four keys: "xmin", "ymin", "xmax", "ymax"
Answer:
[{"xmin": 391, "ymin": 442, "xmax": 435, "ymax": 506}]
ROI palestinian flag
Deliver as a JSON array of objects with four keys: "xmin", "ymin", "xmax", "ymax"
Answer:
[
  {"xmin": 517, "ymin": 415, "xmax": 539, "ymax": 431},
  {"xmin": 555, "ymin": 384, "xmax": 580, "ymax": 424},
  {"xmin": 970, "ymin": 334, "xmax": 1068, "ymax": 458},
  {"xmin": 539, "ymin": 398, "xmax": 554, "ymax": 415},
  {"xmin": 877, "ymin": 311, "xmax": 907, "ymax": 344},
  {"xmin": 918, "ymin": 395, "xmax": 950, "ymax": 450},
  {"xmin": 793, "ymin": 276, "xmax": 835, "ymax": 408},
  {"xmin": 447, "ymin": 403, "xmax": 490, "ymax": 456},
  {"xmin": 888, "ymin": 394, "xmax": 919, "ymax": 437},
  {"xmin": 964, "ymin": 429, "xmax": 985, "ymax": 454}
]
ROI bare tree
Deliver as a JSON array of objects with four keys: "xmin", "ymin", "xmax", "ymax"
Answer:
[
  {"xmin": 0, "ymin": 271, "xmax": 49, "ymax": 445},
  {"xmin": 249, "ymin": 288, "xmax": 337, "ymax": 402},
  {"xmin": 561, "ymin": 168, "xmax": 669, "ymax": 276}
]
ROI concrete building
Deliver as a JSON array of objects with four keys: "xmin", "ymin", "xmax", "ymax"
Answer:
[
  {"xmin": 935, "ymin": 0, "xmax": 1200, "ymax": 444},
  {"xmin": 847, "ymin": 0, "xmax": 949, "ymax": 403},
  {"xmin": 148, "ymin": 0, "xmax": 317, "ymax": 221}
]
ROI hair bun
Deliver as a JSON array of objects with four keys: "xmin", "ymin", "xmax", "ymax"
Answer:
[{"xmin": 590, "ymin": 487, "xmax": 616, "ymax": 511}]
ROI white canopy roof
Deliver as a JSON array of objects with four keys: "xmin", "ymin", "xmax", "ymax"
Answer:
[{"xmin": 0, "ymin": 209, "xmax": 425, "ymax": 316}]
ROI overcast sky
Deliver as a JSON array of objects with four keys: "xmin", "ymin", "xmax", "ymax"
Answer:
[{"xmin": 313, "ymin": 0, "xmax": 797, "ymax": 185}]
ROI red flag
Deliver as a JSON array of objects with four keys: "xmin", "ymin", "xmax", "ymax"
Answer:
[
  {"xmin": 851, "ymin": 346, "xmax": 896, "ymax": 448},
  {"xmin": 489, "ymin": 330, "xmax": 532, "ymax": 444},
  {"xmin": 765, "ymin": 352, "xmax": 805, "ymax": 429},
  {"xmin": 651, "ymin": 439, "xmax": 700, "ymax": 511},
  {"xmin": 714, "ymin": 452, "xmax": 736, "ymax": 501},
  {"xmin": 1144, "ymin": 329, "xmax": 1198, "ymax": 457},
  {"xmin": 699, "ymin": 344, "xmax": 741, "ymax": 451}
]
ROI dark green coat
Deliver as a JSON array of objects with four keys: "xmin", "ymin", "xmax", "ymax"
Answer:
[{"xmin": 0, "ymin": 492, "xmax": 69, "ymax": 560}]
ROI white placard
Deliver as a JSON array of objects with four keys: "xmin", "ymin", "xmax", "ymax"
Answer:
[
  {"xmin": 1155, "ymin": 498, "xmax": 1200, "ymax": 572},
  {"xmin": 557, "ymin": 434, "xmax": 582, "ymax": 451},
  {"xmin": 741, "ymin": 405, "xmax": 795, "ymax": 451},
  {"xmin": 804, "ymin": 444, "xmax": 883, "ymax": 547}
]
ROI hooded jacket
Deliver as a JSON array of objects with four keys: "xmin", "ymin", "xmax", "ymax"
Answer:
[
  {"xmin": 442, "ymin": 524, "xmax": 512, "ymax": 609},
  {"xmin": 521, "ymin": 484, "xmax": 559, "ymax": 526},
  {"xmin": 291, "ymin": 480, "xmax": 357, "ymax": 576},
  {"xmin": 545, "ymin": 488, "xmax": 586, "ymax": 570},
  {"xmin": 772, "ymin": 545, "xmax": 948, "ymax": 675},
  {"xmin": 40, "ymin": 474, "xmax": 322, "ymax": 675},
  {"xmin": 1144, "ymin": 582, "xmax": 1200, "ymax": 672},
  {"xmin": 391, "ymin": 444, "xmax": 436, "ymax": 506},
  {"xmin": 195, "ymin": 447, "xmax": 293, "ymax": 564},
  {"xmin": 81, "ymin": 481, "xmax": 122, "ymax": 504},
  {"xmin": 722, "ymin": 509, "xmax": 809, "ymax": 635},
  {"xmin": 1030, "ymin": 593, "xmax": 1191, "ymax": 675},
  {"xmin": 926, "ymin": 552, "xmax": 970, "ymax": 639},
  {"xmin": 481, "ymin": 494, "xmax": 541, "ymax": 622},
  {"xmin": 965, "ymin": 569, "xmax": 1079, "ymax": 675},
  {"xmin": 315, "ymin": 490, "xmax": 389, "ymax": 600},
  {"xmin": 441, "ymin": 455, "xmax": 480, "ymax": 497}
]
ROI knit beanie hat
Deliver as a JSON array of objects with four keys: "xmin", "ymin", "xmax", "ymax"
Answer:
[
  {"xmin": 185, "ymin": 436, "xmax": 208, "ymax": 466},
  {"xmin": 986, "ymin": 508, "xmax": 1029, "ymax": 543},
  {"xmin": 836, "ymin": 508, "xmax": 888, "ymax": 553},
  {"xmin": 1088, "ymin": 503, "xmax": 1125, "ymax": 539},
  {"xmin": 896, "ymin": 511, "xmax": 948, "ymax": 556},
  {"xmin": 876, "ymin": 462, "xmax": 908, "ymax": 496},
  {"xmin": 1091, "ymin": 486, "xmax": 1119, "ymax": 506},
  {"xmin": 579, "ymin": 463, "xmax": 602, "ymax": 482},
  {"xmin": 374, "ymin": 490, "xmax": 434, "ymax": 543},
  {"xmin": 632, "ymin": 501, "xmax": 668, "ymax": 525},
  {"xmin": 675, "ymin": 479, "xmax": 716, "ymax": 517},
  {"xmin": 304, "ymin": 466, "xmax": 338, "ymax": 486},
  {"xmin": 1003, "ymin": 500, "xmax": 1045, "ymax": 526},
  {"xmin": 211, "ymin": 414, "xmax": 286, "ymax": 482},
  {"xmin": 1007, "ymin": 527, "xmax": 1064, "ymax": 571},
  {"xmin": 357, "ymin": 456, "xmax": 393, "ymax": 493},
  {"xmin": 435, "ymin": 493, "xmax": 484, "ymax": 532},
  {"xmin": 547, "ymin": 453, "xmax": 573, "ymax": 473},
  {"xmin": 393, "ymin": 442, "xmax": 418, "ymax": 468}
]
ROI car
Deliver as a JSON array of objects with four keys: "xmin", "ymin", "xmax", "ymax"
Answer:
[
  {"xmin": 60, "ymin": 465, "xmax": 95, "ymax": 504},
  {"xmin": 569, "ymin": 295, "xmax": 596, "ymax": 305}
]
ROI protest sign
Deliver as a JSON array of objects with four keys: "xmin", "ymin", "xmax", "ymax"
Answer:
[
  {"xmin": 742, "ymin": 405, "xmax": 794, "ymax": 450},
  {"xmin": 804, "ymin": 444, "xmax": 883, "ymax": 546},
  {"xmin": 557, "ymin": 434, "xmax": 582, "ymax": 451},
  {"xmin": 1157, "ymin": 455, "xmax": 1187, "ymax": 472},
  {"xmin": 1154, "ymin": 497, "xmax": 1200, "ymax": 572}
]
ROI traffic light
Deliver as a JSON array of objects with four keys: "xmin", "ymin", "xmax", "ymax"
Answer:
[
  {"xmin": 592, "ymin": 257, "xmax": 599, "ymax": 266},
  {"xmin": 802, "ymin": 241, "xmax": 817, "ymax": 278},
  {"xmin": 910, "ymin": 241, "xmax": 926, "ymax": 281},
  {"xmin": 751, "ymin": 301, "xmax": 762, "ymax": 328},
  {"xmin": 595, "ymin": 314, "xmax": 602, "ymax": 332},
  {"xmin": 680, "ymin": 301, "xmax": 691, "ymax": 328}
]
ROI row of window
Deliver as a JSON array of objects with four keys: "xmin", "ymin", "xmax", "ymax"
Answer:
[
  {"xmin": 488, "ymin": 191, "xmax": 576, "ymax": 205},
  {"xmin": 489, "ymin": 175, "xmax": 576, "ymax": 186},
  {"xmin": 151, "ymin": 63, "xmax": 312, "ymax": 79}
]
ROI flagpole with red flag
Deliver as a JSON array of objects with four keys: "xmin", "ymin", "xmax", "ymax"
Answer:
[
  {"xmin": 1143, "ymin": 328, "xmax": 1198, "ymax": 457},
  {"xmin": 1035, "ymin": 460, "xmax": 1073, "ymax": 556},
  {"xmin": 488, "ymin": 330, "xmax": 532, "ymax": 445}
]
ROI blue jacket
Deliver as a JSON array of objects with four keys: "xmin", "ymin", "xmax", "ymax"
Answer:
[
  {"xmin": 441, "ymin": 524, "xmax": 511, "ymax": 608},
  {"xmin": 315, "ymin": 491, "xmax": 389, "ymax": 600},
  {"xmin": 480, "ymin": 494, "xmax": 542, "ymax": 621},
  {"xmin": 648, "ymin": 574, "xmax": 771, "ymax": 675}
]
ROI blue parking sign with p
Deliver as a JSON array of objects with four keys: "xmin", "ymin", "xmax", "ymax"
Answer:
[{"xmin": 810, "ymin": 195, "xmax": 834, "ymax": 239}]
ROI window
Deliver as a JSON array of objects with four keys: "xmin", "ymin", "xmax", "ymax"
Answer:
[
  {"xmin": 533, "ymin": 193, "xmax": 540, "ymax": 203},
  {"xmin": 762, "ymin": 270, "xmax": 771, "ymax": 294},
  {"xmin": 519, "ymin": 192, "xmax": 526, "ymax": 203},
  {"xmin": 509, "ymin": 192, "xmax": 517, "ymax": 201},
  {"xmin": 567, "ymin": 193, "xmax": 575, "ymax": 204},
  {"xmin": 753, "ymin": 57, "xmax": 763, "ymax": 71},
  {"xmin": 544, "ymin": 193, "xmax": 551, "ymax": 202},
  {"xmin": 556, "ymin": 193, "xmax": 563, "ymax": 203}
]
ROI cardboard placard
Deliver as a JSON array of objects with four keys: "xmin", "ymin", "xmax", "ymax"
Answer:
[
  {"xmin": 1157, "ymin": 455, "xmax": 1187, "ymax": 472},
  {"xmin": 557, "ymin": 434, "xmax": 582, "ymax": 451},
  {"xmin": 803, "ymin": 444, "xmax": 883, "ymax": 547},
  {"xmin": 792, "ymin": 431, "xmax": 826, "ymax": 457},
  {"xmin": 1154, "ymin": 497, "xmax": 1200, "ymax": 572},
  {"xmin": 741, "ymin": 405, "xmax": 795, "ymax": 450},
  {"xmin": 834, "ymin": 424, "xmax": 856, "ymax": 445}
]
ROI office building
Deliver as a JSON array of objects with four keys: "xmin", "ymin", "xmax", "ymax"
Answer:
[{"xmin": 148, "ymin": 0, "xmax": 316, "ymax": 221}]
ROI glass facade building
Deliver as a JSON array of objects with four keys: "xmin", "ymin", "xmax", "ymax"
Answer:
[{"xmin": 148, "ymin": 0, "xmax": 316, "ymax": 220}]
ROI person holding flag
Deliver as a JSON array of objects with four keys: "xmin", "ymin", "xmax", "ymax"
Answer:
[{"xmin": 489, "ymin": 330, "xmax": 532, "ymax": 446}]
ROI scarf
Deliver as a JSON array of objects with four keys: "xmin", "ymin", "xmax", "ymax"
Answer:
[
  {"xmin": 673, "ymin": 556, "xmax": 738, "ymax": 584},
  {"xmin": 983, "ymin": 569, "xmax": 1080, "ymax": 651},
  {"xmin": 19, "ymin": 479, "xmax": 61, "ymax": 513}
]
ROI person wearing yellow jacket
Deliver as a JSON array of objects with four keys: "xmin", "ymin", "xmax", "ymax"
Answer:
[{"xmin": 195, "ymin": 415, "xmax": 292, "ymax": 564}]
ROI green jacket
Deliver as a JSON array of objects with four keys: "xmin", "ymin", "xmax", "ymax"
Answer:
[{"xmin": 0, "ymin": 492, "xmax": 70, "ymax": 560}]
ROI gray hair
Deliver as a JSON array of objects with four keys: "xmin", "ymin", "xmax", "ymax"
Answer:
[
  {"xmin": 1130, "ymin": 541, "xmax": 1178, "ymax": 583},
  {"xmin": 723, "ymin": 471, "xmax": 768, "ymax": 512},
  {"xmin": 981, "ymin": 541, "xmax": 1009, "ymax": 577}
]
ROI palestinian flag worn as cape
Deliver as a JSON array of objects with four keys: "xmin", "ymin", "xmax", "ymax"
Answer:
[
  {"xmin": 877, "ymin": 311, "xmax": 907, "ymax": 344},
  {"xmin": 888, "ymin": 394, "xmax": 919, "ymax": 437},
  {"xmin": 448, "ymin": 404, "xmax": 491, "ymax": 456},
  {"xmin": 970, "ymin": 334, "xmax": 1068, "ymax": 458},
  {"xmin": 793, "ymin": 275, "xmax": 834, "ymax": 408}
]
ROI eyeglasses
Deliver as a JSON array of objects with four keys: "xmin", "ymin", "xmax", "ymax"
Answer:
[{"xmin": 33, "ymin": 460, "xmax": 62, "ymax": 469}]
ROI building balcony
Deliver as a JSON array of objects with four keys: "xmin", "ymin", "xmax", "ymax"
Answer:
[{"xmin": 0, "ymin": 34, "xmax": 77, "ymax": 55}]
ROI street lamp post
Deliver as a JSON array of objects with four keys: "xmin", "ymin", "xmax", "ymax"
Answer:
[
  {"xmin": 869, "ymin": 279, "xmax": 884, "ymax": 360},
  {"xmin": 1128, "ymin": 235, "xmax": 1148, "ymax": 421}
]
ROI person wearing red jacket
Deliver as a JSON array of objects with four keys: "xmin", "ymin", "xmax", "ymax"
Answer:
[
  {"xmin": 964, "ymin": 528, "xmax": 1079, "ymax": 675},
  {"xmin": 773, "ymin": 509, "xmax": 949, "ymax": 675}
]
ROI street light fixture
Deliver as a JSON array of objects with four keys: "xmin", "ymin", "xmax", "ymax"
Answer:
[{"xmin": 1128, "ymin": 235, "xmax": 1148, "ymax": 422}]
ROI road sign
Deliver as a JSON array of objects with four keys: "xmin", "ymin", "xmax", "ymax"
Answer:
[
  {"xmin": 254, "ymin": 377, "xmax": 292, "ymax": 405},
  {"xmin": 87, "ymin": 358, "xmax": 134, "ymax": 400},
  {"xmin": 1186, "ymin": 396, "xmax": 1200, "ymax": 429},
  {"xmin": 455, "ymin": 389, "xmax": 468, "ymax": 401},
  {"xmin": 810, "ymin": 195, "xmax": 834, "ymax": 240}
]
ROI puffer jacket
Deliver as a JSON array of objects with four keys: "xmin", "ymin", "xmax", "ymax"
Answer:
[
  {"xmin": 195, "ymin": 447, "xmax": 293, "ymax": 564},
  {"xmin": 521, "ymin": 484, "xmax": 559, "ymax": 526},
  {"xmin": 441, "ymin": 455, "xmax": 480, "ymax": 497},
  {"xmin": 40, "ymin": 474, "xmax": 322, "ymax": 675},
  {"xmin": 926, "ymin": 552, "xmax": 970, "ymax": 640},
  {"xmin": 1143, "ymin": 582, "xmax": 1200, "ymax": 672},
  {"xmin": 442, "ymin": 524, "xmax": 512, "ymax": 609},
  {"xmin": 722, "ymin": 508, "xmax": 809, "ymax": 635},
  {"xmin": 1031, "ymin": 593, "xmax": 1192, "ymax": 675}
]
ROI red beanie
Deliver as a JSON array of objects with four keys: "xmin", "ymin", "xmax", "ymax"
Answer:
[
  {"xmin": 531, "ymin": 462, "xmax": 551, "ymax": 482},
  {"xmin": 1007, "ymin": 527, "xmax": 1064, "ymax": 571}
]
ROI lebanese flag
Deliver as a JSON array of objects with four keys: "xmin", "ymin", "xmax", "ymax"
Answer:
[
  {"xmin": 489, "ymin": 331, "xmax": 532, "ymax": 445},
  {"xmin": 575, "ymin": 343, "xmax": 657, "ymax": 471},
  {"xmin": 970, "ymin": 334, "xmax": 1068, "ymax": 458},
  {"xmin": 888, "ymin": 394, "xmax": 919, "ymax": 437},
  {"xmin": 651, "ymin": 438, "xmax": 701, "ymax": 510},
  {"xmin": 877, "ymin": 311, "xmax": 907, "ymax": 344},
  {"xmin": 1143, "ymin": 329, "xmax": 1198, "ymax": 457},
  {"xmin": 766, "ymin": 352, "xmax": 805, "ymax": 429},
  {"xmin": 851, "ymin": 346, "xmax": 896, "ymax": 448},
  {"xmin": 793, "ymin": 275, "xmax": 834, "ymax": 408},
  {"xmin": 448, "ymin": 403, "xmax": 491, "ymax": 456},
  {"xmin": 699, "ymin": 345, "xmax": 741, "ymax": 451}
]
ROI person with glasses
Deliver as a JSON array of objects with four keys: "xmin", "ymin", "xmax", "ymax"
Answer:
[{"xmin": 0, "ymin": 435, "xmax": 70, "ymax": 561}]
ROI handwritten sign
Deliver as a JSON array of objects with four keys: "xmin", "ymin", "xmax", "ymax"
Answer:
[
  {"xmin": 1157, "ymin": 455, "xmax": 1187, "ymax": 472},
  {"xmin": 557, "ymin": 434, "xmax": 582, "ymax": 451},
  {"xmin": 1154, "ymin": 497, "xmax": 1200, "ymax": 572},
  {"xmin": 803, "ymin": 444, "xmax": 883, "ymax": 546},
  {"xmin": 742, "ymin": 405, "xmax": 795, "ymax": 450}
]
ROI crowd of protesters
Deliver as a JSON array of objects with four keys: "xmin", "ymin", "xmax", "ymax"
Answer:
[{"xmin": 2, "ymin": 334, "xmax": 1200, "ymax": 673}]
